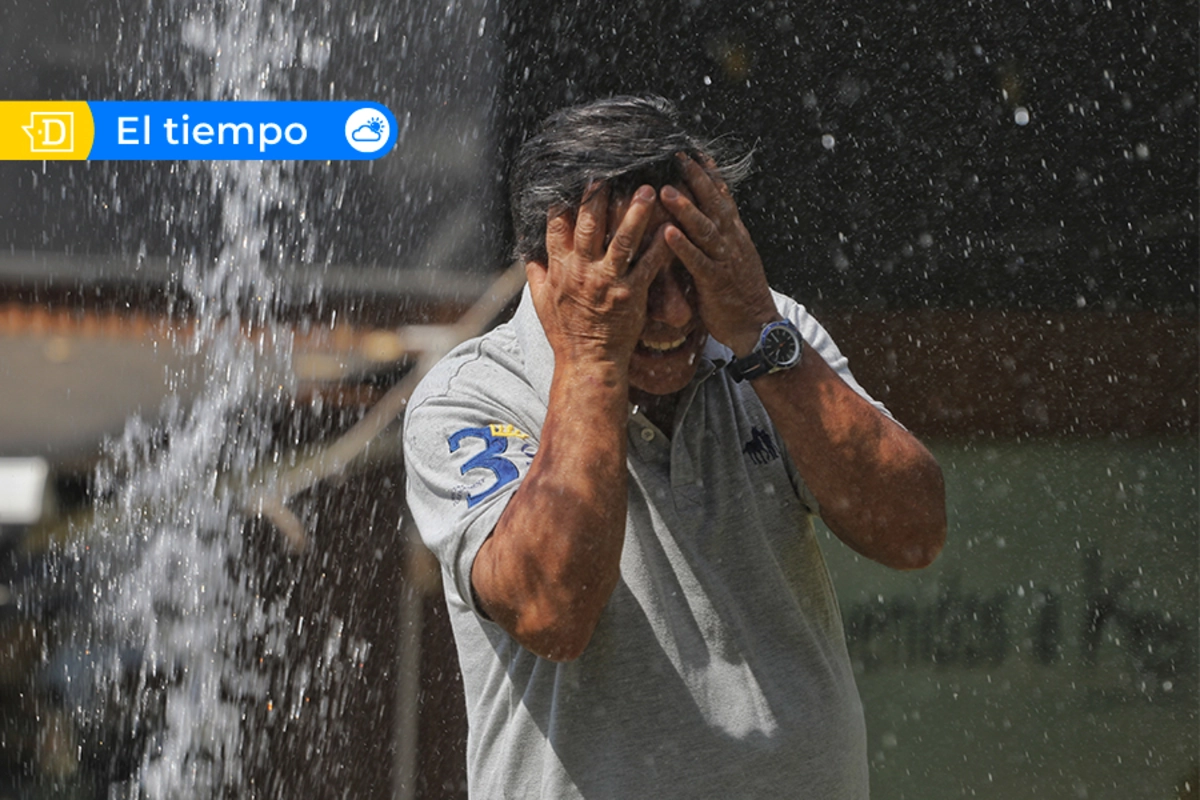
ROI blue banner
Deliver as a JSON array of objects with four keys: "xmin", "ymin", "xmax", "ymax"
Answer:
[{"xmin": 85, "ymin": 101, "xmax": 397, "ymax": 161}]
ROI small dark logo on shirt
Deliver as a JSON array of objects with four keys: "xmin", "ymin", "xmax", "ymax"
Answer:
[{"xmin": 742, "ymin": 426, "xmax": 779, "ymax": 465}]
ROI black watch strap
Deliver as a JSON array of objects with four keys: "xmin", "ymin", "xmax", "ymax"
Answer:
[{"xmin": 727, "ymin": 351, "xmax": 771, "ymax": 382}]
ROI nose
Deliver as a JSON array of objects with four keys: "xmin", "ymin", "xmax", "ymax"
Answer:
[{"xmin": 646, "ymin": 264, "xmax": 694, "ymax": 329}]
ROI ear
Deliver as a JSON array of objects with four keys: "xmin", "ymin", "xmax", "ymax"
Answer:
[{"xmin": 525, "ymin": 259, "xmax": 548, "ymax": 293}]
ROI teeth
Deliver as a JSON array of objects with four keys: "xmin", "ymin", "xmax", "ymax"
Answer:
[{"xmin": 642, "ymin": 336, "xmax": 687, "ymax": 352}]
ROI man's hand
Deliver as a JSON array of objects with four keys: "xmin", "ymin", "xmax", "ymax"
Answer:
[
  {"xmin": 659, "ymin": 155, "xmax": 779, "ymax": 357},
  {"xmin": 528, "ymin": 183, "xmax": 673, "ymax": 371},
  {"xmin": 476, "ymin": 181, "xmax": 675, "ymax": 662},
  {"xmin": 661, "ymin": 155, "xmax": 946, "ymax": 571}
]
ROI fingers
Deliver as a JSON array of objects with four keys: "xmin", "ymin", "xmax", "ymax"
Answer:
[
  {"xmin": 662, "ymin": 222, "xmax": 711, "ymax": 275},
  {"xmin": 677, "ymin": 154, "xmax": 734, "ymax": 217},
  {"xmin": 605, "ymin": 185, "xmax": 657, "ymax": 275},
  {"xmin": 546, "ymin": 182, "xmax": 658, "ymax": 277},
  {"xmin": 544, "ymin": 208, "xmax": 573, "ymax": 266},
  {"xmin": 628, "ymin": 226, "xmax": 673, "ymax": 290},
  {"xmin": 661, "ymin": 155, "xmax": 747, "ymax": 270},
  {"xmin": 660, "ymin": 184, "xmax": 722, "ymax": 253},
  {"xmin": 573, "ymin": 181, "xmax": 609, "ymax": 263}
]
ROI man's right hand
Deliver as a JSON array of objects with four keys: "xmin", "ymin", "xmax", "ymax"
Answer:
[
  {"xmin": 473, "ymin": 182, "xmax": 673, "ymax": 662},
  {"xmin": 526, "ymin": 182, "xmax": 671, "ymax": 372}
]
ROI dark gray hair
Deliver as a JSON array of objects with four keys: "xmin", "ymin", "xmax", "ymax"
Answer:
[{"xmin": 509, "ymin": 95, "xmax": 753, "ymax": 264}]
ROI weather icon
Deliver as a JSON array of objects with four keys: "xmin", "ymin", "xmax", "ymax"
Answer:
[
  {"xmin": 344, "ymin": 108, "xmax": 392, "ymax": 154},
  {"xmin": 351, "ymin": 116, "xmax": 385, "ymax": 142}
]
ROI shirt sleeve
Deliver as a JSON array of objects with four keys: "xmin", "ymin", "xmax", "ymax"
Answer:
[
  {"xmin": 402, "ymin": 345, "xmax": 544, "ymax": 617},
  {"xmin": 774, "ymin": 289, "xmax": 894, "ymax": 420},
  {"xmin": 770, "ymin": 289, "xmax": 897, "ymax": 515}
]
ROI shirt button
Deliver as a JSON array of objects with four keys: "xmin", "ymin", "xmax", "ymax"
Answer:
[{"xmin": 640, "ymin": 428, "xmax": 656, "ymax": 442}]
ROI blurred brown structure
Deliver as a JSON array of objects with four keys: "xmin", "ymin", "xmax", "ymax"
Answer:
[{"xmin": 822, "ymin": 310, "xmax": 1198, "ymax": 439}]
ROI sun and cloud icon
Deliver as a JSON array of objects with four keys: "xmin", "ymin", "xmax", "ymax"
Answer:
[
  {"xmin": 344, "ymin": 108, "xmax": 391, "ymax": 153},
  {"xmin": 351, "ymin": 117, "xmax": 386, "ymax": 142}
]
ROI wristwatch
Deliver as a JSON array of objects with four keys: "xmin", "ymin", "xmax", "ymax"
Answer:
[{"xmin": 727, "ymin": 319, "xmax": 804, "ymax": 382}]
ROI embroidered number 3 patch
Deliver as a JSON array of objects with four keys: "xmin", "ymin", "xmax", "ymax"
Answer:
[{"xmin": 447, "ymin": 425, "xmax": 525, "ymax": 508}]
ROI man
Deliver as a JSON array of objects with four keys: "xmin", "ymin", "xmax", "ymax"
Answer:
[{"xmin": 403, "ymin": 96, "xmax": 946, "ymax": 798}]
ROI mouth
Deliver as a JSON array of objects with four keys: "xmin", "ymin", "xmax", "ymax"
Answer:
[{"xmin": 636, "ymin": 329, "xmax": 697, "ymax": 357}]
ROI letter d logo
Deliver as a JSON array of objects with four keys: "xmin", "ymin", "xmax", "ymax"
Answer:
[{"xmin": 23, "ymin": 112, "xmax": 75, "ymax": 153}]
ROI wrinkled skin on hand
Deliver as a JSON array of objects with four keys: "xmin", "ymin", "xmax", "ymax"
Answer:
[
  {"xmin": 660, "ymin": 154, "xmax": 781, "ymax": 358},
  {"xmin": 526, "ymin": 183, "xmax": 675, "ymax": 374}
]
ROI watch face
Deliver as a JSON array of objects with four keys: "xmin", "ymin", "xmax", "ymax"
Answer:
[{"xmin": 762, "ymin": 325, "xmax": 800, "ymax": 368}]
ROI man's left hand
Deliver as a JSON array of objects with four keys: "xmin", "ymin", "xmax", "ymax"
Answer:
[{"xmin": 660, "ymin": 154, "xmax": 780, "ymax": 357}]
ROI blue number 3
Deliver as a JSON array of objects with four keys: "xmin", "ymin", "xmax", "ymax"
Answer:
[{"xmin": 447, "ymin": 427, "xmax": 519, "ymax": 508}]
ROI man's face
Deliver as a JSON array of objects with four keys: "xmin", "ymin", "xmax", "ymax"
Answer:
[{"xmin": 611, "ymin": 190, "xmax": 709, "ymax": 397}]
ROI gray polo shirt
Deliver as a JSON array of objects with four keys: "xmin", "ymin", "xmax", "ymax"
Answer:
[{"xmin": 403, "ymin": 287, "xmax": 885, "ymax": 799}]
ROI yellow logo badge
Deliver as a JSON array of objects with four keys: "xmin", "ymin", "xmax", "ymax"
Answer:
[
  {"xmin": 1, "ymin": 102, "xmax": 94, "ymax": 160},
  {"xmin": 488, "ymin": 423, "xmax": 529, "ymax": 439}
]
